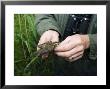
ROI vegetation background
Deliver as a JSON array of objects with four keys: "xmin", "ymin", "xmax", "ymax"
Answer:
[{"xmin": 14, "ymin": 14, "xmax": 54, "ymax": 76}]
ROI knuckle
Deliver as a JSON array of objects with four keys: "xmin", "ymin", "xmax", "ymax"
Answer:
[
  {"xmin": 63, "ymin": 46, "xmax": 68, "ymax": 51},
  {"xmin": 66, "ymin": 36, "xmax": 71, "ymax": 40},
  {"xmin": 67, "ymin": 36, "xmax": 71, "ymax": 38},
  {"xmin": 80, "ymin": 45, "xmax": 84, "ymax": 50},
  {"xmin": 78, "ymin": 45, "xmax": 84, "ymax": 51},
  {"xmin": 65, "ymin": 53, "xmax": 71, "ymax": 57}
]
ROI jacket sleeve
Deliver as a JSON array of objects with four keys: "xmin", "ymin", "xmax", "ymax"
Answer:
[
  {"xmin": 88, "ymin": 34, "xmax": 97, "ymax": 60},
  {"xmin": 35, "ymin": 14, "xmax": 61, "ymax": 36}
]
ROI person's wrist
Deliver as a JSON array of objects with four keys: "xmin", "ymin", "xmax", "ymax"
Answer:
[{"xmin": 80, "ymin": 35, "xmax": 90, "ymax": 49}]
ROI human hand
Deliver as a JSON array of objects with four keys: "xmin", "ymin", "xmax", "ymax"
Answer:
[
  {"xmin": 55, "ymin": 34, "xmax": 90, "ymax": 62},
  {"xmin": 37, "ymin": 30, "xmax": 59, "ymax": 50}
]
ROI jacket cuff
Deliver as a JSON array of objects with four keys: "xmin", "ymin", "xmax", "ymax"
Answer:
[
  {"xmin": 88, "ymin": 34, "xmax": 97, "ymax": 60},
  {"xmin": 37, "ymin": 25, "xmax": 62, "ymax": 38}
]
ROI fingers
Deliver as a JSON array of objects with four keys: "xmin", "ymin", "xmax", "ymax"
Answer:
[
  {"xmin": 55, "ymin": 45, "xmax": 84, "ymax": 58},
  {"xmin": 61, "ymin": 52, "xmax": 83, "ymax": 62},
  {"xmin": 37, "ymin": 33, "xmax": 86, "ymax": 63},
  {"xmin": 68, "ymin": 55, "xmax": 83, "ymax": 62},
  {"xmin": 55, "ymin": 42, "xmax": 75, "ymax": 52},
  {"xmin": 38, "ymin": 36, "xmax": 49, "ymax": 45},
  {"xmin": 55, "ymin": 35, "xmax": 82, "ymax": 52},
  {"xmin": 68, "ymin": 51, "xmax": 83, "ymax": 60},
  {"xmin": 58, "ymin": 36, "xmax": 71, "ymax": 45},
  {"xmin": 37, "ymin": 30, "xmax": 59, "ymax": 51},
  {"xmin": 55, "ymin": 37, "xmax": 73, "ymax": 52},
  {"xmin": 54, "ymin": 34, "xmax": 86, "ymax": 62},
  {"xmin": 37, "ymin": 36, "xmax": 48, "ymax": 50}
]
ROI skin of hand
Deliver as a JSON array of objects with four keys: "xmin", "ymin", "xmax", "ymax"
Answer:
[
  {"xmin": 37, "ymin": 30, "xmax": 59, "ymax": 51},
  {"xmin": 55, "ymin": 34, "xmax": 90, "ymax": 62}
]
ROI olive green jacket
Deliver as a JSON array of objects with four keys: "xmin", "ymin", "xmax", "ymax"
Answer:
[{"xmin": 36, "ymin": 14, "xmax": 97, "ymax": 60}]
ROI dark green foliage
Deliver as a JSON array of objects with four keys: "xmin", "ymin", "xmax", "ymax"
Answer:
[{"xmin": 14, "ymin": 14, "xmax": 54, "ymax": 76}]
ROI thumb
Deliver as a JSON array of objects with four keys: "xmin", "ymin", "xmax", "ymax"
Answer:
[
  {"xmin": 51, "ymin": 35, "xmax": 59, "ymax": 42},
  {"xmin": 37, "ymin": 37, "xmax": 47, "ymax": 51}
]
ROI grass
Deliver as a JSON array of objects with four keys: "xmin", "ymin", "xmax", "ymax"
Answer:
[{"xmin": 14, "ymin": 14, "xmax": 54, "ymax": 76}]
